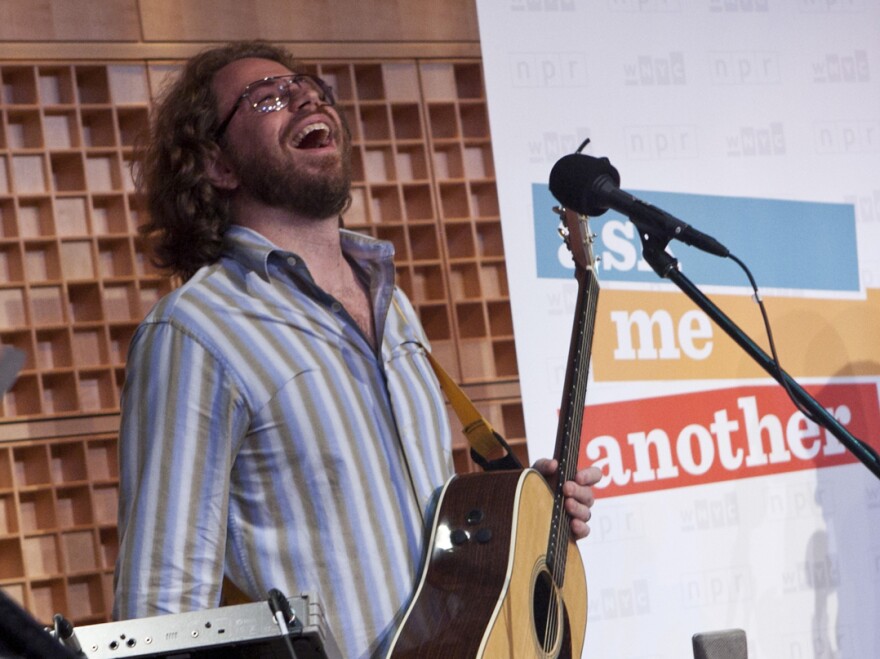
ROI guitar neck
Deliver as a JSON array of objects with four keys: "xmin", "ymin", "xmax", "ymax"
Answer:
[{"xmin": 546, "ymin": 210, "xmax": 600, "ymax": 586}]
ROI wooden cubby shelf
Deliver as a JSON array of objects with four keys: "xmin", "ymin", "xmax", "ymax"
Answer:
[
  {"xmin": 1, "ymin": 61, "xmax": 154, "ymax": 420},
  {"xmin": 0, "ymin": 434, "xmax": 120, "ymax": 625}
]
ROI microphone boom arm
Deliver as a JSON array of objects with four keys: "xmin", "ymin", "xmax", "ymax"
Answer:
[{"xmin": 637, "ymin": 229, "xmax": 880, "ymax": 481}]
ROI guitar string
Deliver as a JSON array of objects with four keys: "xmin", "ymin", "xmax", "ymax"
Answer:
[
  {"xmin": 554, "ymin": 267, "xmax": 596, "ymax": 578},
  {"xmin": 547, "ymin": 292, "xmax": 588, "ymax": 654},
  {"xmin": 543, "ymin": 276, "xmax": 581, "ymax": 654},
  {"xmin": 546, "ymin": 264, "xmax": 598, "ymax": 654},
  {"xmin": 548, "ymin": 274, "xmax": 585, "ymax": 652}
]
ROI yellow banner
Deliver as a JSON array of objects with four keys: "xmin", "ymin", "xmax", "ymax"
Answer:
[{"xmin": 592, "ymin": 288, "xmax": 880, "ymax": 381}]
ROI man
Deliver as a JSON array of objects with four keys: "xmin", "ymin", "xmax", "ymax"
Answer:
[{"xmin": 114, "ymin": 41, "xmax": 601, "ymax": 658}]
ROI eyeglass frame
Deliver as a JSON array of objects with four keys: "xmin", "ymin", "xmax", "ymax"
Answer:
[{"xmin": 214, "ymin": 73, "xmax": 336, "ymax": 139}]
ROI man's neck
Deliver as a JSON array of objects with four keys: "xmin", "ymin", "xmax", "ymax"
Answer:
[{"xmin": 232, "ymin": 198, "xmax": 345, "ymax": 278}]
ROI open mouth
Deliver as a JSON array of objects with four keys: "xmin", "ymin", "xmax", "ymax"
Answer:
[{"xmin": 291, "ymin": 121, "xmax": 333, "ymax": 150}]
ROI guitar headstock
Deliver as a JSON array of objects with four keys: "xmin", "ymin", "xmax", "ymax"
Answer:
[{"xmin": 553, "ymin": 206, "xmax": 597, "ymax": 275}]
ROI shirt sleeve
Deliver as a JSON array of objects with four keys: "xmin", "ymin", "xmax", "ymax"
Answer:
[{"xmin": 112, "ymin": 320, "xmax": 248, "ymax": 620}]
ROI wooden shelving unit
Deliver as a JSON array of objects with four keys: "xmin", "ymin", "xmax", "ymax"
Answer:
[
  {"xmin": 0, "ymin": 432, "xmax": 119, "ymax": 625},
  {"xmin": 0, "ymin": 63, "xmax": 170, "ymax": 421},
  {"xmin": 0, "ymin": 56, "xmax": 526, "ymax": 625}
]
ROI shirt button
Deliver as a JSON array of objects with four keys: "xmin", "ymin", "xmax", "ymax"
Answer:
[
  {"xmin": 331, "ymin": 302, "xmax": 342, "ymax": 313},
  {"xmin": 286, "ymin": 256, "xmax": 297, "ymax": 267}
]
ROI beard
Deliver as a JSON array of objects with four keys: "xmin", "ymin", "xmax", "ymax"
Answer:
[{"xmin": 227, "ymin": 121, "xmax": 352, "ymax": 219}]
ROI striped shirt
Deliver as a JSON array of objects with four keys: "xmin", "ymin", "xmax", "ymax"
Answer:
[{"xmin": 113, "ymin": 225, "xmax": 454, "ymax": 658}]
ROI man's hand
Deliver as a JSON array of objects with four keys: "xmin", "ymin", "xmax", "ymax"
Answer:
[{"xmin": 532, "ymin": 459, "xmax": 602, "ymax": 541}]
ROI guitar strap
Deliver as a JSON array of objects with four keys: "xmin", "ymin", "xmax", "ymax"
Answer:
[{"xmin": 392, "ymin": 299, "xmax": 523, "ymax": 472}]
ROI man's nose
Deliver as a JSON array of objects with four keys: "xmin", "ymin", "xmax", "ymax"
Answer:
[{"xmin": 288, "ymin": 80, "xmax": 322, "ymax": 111}]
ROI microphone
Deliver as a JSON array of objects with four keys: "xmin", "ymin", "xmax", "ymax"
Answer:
[{"xmin": 549, "ymin": 153, "xmax": 730, "ymax": 257}]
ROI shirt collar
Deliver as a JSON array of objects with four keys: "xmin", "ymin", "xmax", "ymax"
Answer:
[{"xmin": 222, "ymin": 224, "xmax": 396, "ymax": 282}]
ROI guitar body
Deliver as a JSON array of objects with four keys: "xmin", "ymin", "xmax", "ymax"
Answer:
[
  {"xmin": 386, "ymin": 469, "xmax": 587, "ymax": 658},
  {"xmin": 389, "ymin": 206, "xmax": 597, "ymax": 657}
]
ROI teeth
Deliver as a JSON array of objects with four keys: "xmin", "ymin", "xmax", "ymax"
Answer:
[{"xmin": 291, "ymin": 121, "xmax": 331, "ymax": 148}]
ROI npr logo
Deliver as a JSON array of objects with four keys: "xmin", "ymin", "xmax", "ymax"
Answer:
[
  {"xmin": 783, "ymin": 626, "xmax": 856, "ymax": 659},
  {"xmin": 844, "ymin": 190, "xmax": 880, "ymax": 225},
  {"xmin": 710, "ymin": 0, "xmax": 769, "ymax": 11},
  {"xmin": 511, "ymin": 53, "xmax": 588, "ymax": 87},
  {"xmin": 782, "ymin": 555, "xmax": 840, "ymax": 592},
  {"xmin": 591, "ymin": 504, "xmax": 647, "ymax": 543},
  {"xmin": 726, "ymin": 122, "xmax": 786, "ymax": 157},
  {"xmin": 797, "ymin": 0, "xmax": 866, "ymax": 11},
  {"xmin": 624, "ymin": 52, "xmax": 686, "ymax": 86},
  {"xmin": 607, "ymin": 0, "xmax": 683, "ymax": 10},
  {"xmin": 624, "ymin": 125, "xmax": 699, "ymax": 159},
  {"xmin": 682, "ymin": 566, "xmax": 754, "ymax": 607},
  {"xmin": 709, "ymin": 52, "xmax": 781, "ymax": 84},
  {"xmin": 812, "ymin": 50, "xmax": 870, "ymax": 83},
  {"xmin": 527, "ymin": 127, "xmax": 591, "ymax": 163},
  {"xmin": 814, "ymin": 121, "xmax": 880, "ymax": 153},
  {"xmin": 511, "ymin": 0, "xmax": 576, "ymax": 10},
  {"xmin": 544, "ymin": 282, "xmax": 579, "ymax": 318},
  {"xmin": 763, "ymin": 482, "xmax": 828, "ymax": 520},
  {"xmin": 592, "ymin": 580, "xmax": 651, "ymax": 620},
  {"xmin": 679, "ymin": 492, "xmax": 740, "ymax": 532}
]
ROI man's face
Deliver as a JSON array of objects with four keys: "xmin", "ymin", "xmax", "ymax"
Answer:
[{"xmin": 212, "ymin": 57, "xmax": 352, "ymax": 218}]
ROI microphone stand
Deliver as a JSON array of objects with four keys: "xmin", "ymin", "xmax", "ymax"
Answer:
[{"xmin": 635, "ymin": 228, "xmax": 880, "ymax": 481}]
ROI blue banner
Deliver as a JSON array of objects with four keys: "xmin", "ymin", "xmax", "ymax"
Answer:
[{"xmin": 533, "ymin": 184, "xmax": 860, "ymax": 293}]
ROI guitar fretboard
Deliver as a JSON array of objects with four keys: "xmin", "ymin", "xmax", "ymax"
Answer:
[{"xmin": 546, "ymin": 213, "xmax": 600, "ymax": 588}]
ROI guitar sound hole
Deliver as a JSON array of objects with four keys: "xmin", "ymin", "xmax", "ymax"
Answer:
[{"xmin": 532, "ymin": 568, "xmax": 560, "ymax": 653}]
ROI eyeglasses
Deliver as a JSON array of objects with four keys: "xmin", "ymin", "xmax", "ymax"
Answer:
[{"xmin": 214, "ymin": 73, "xmax": 336, "ymax": 139}]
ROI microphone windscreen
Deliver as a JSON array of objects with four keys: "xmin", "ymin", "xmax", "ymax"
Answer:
[{"xmin": 549, "ymin": 153, "xmax": 620, "ymax": 216}]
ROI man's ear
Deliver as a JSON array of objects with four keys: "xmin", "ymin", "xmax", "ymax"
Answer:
[{"xmin": 205, "ymin": 145, "xmax": 239, "ymax": 190}]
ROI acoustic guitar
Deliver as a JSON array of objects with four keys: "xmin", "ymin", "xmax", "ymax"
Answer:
[{"xmin": 386, "ymin": 207, "xmax": 600, "ymax": 658}]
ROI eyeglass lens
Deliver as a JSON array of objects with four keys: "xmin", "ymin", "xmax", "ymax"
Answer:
[{"xmin": 250, "ymin": 75, "xmax": 334, "ymax": 113}]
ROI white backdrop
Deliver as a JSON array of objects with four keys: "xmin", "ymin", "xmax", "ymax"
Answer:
[{"xmin": 476, "ymin": 1, "xmax": 880, "ymax": 657}]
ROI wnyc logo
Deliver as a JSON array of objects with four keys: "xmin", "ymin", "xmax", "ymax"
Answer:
[
  {"xmin": 577, "ymin": 383, "xmax": 880, "ymax": 497},
  {"xmin": 532, "ymin": 183, "xmax": 859, "ymax": 293}
]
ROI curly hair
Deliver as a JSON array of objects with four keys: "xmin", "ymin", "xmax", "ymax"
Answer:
[{"xmin": 137, "ymin": 41, "xmax": 301, "ymax": 281}]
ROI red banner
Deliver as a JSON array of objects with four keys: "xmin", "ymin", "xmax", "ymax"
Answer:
[{"xmin": 580, "ymin": 383, "xmax": 880, "ymax": 497}]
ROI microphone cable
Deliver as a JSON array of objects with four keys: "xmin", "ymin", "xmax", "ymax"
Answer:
[{"xmin": 267, "ymin": 588, "xmax": 300, "ymax": 659}]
